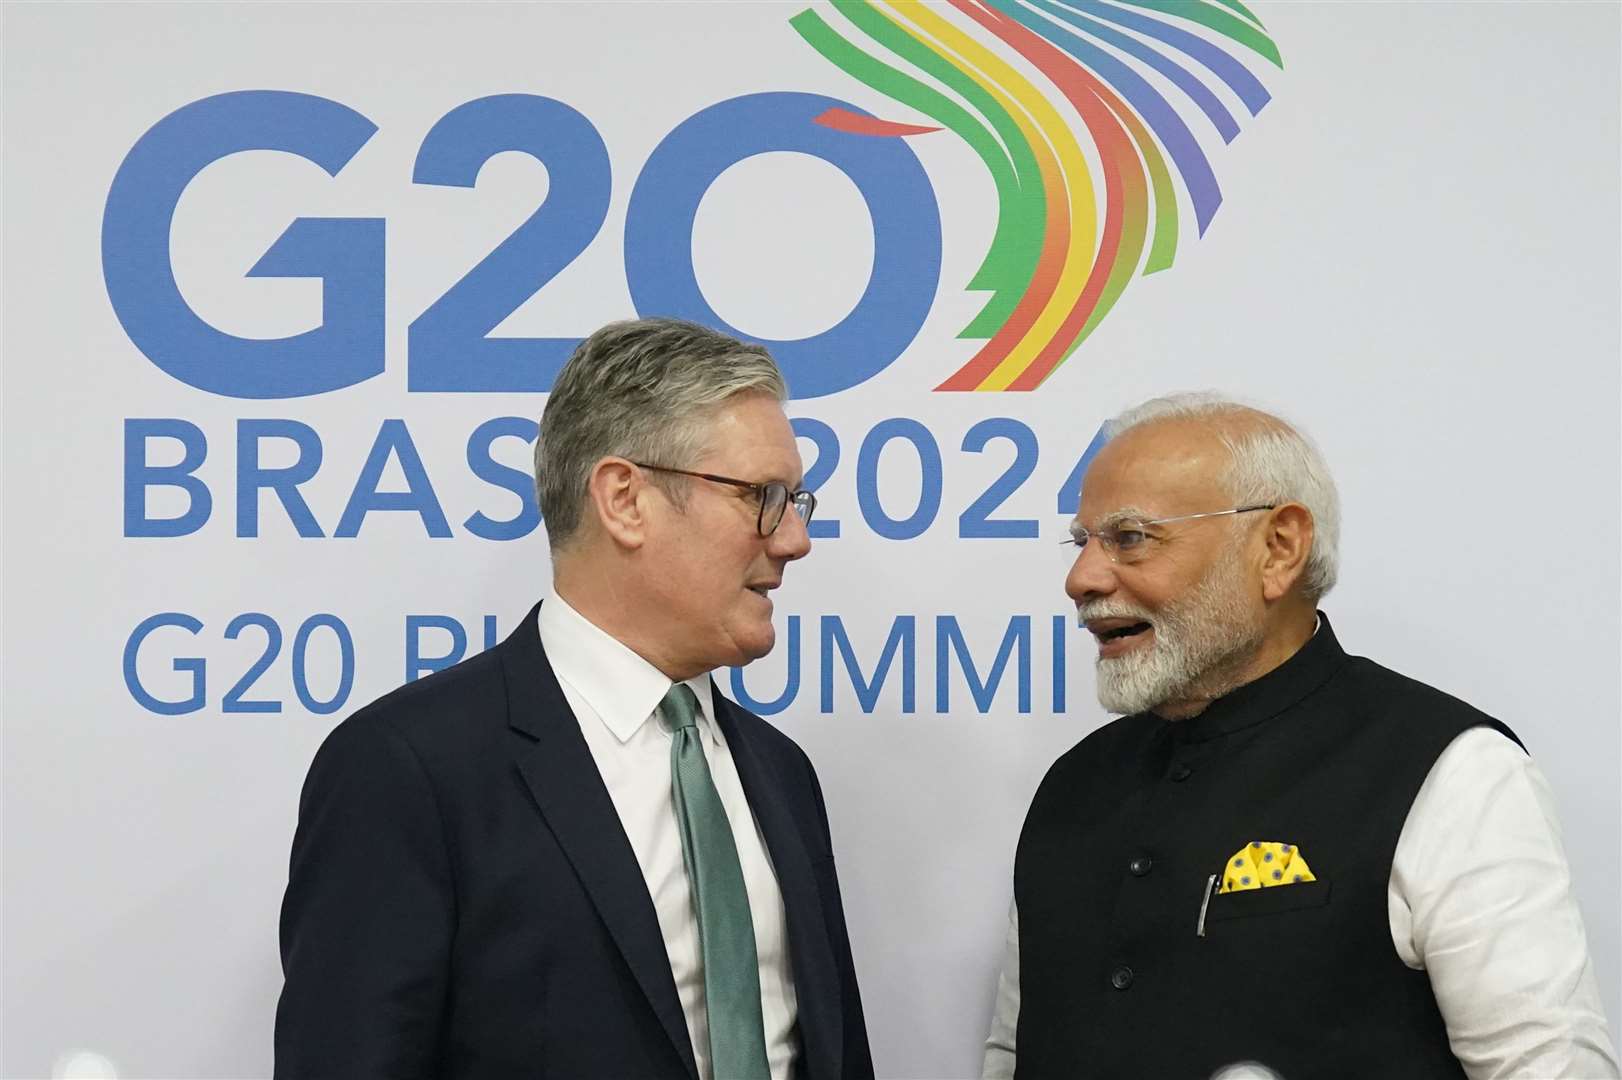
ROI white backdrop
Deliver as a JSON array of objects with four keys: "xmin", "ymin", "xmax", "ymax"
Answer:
[{"xmin": 3, "ymin": 3, "xmax": 1618, "ymax": 1078}]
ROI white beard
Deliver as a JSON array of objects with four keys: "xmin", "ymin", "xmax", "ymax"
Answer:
[{"xmin": 1083, "ymin": 541, "xmax": 1264, "ymax": 716}]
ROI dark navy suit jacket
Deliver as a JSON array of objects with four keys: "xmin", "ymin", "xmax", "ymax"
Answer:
[{"xmin": 275, "ymin": 602, "xmax": 873, "ymax": 1080}]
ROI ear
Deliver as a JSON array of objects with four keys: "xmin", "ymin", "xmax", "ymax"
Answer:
[
  {"xmin": 1258, "ymin": 503, "xmax": 1313, "ymax": 602},
  {"xmin": 584, "ymin": 457, "xmax": 651, "ymax": 551}
]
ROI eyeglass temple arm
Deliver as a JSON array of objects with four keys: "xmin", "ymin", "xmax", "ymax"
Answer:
[
  {"xmin": 1060, "ymin": 504, "xmax": 1275, "ymax": 542},
  {"xmin": 1145, "ymin": 504, "xmax": 1277, "ymax": 527}
]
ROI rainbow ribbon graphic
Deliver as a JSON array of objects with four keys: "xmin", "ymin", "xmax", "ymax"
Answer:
[{"xmin": 791, "ymin": 0, "xmax": 1283, "ymax": 390}]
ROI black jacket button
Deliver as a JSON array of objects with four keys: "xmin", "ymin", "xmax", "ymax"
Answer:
[
  {"xmin": 1110, "ymin": 965, "xmax": 1135, "ymax": 990},
  {"xmin": 1170, "ymin": 763, "xmax": 1193, "ymax": 781},
  {"xmin": 1129, "ymin": 855, "xmax": 1153, "ymax": 877}
]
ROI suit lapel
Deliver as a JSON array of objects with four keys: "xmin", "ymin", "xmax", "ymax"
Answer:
[
  {"xmin": 711, "ymin": 684, "xmax": 844, "ymax": 1080},
  {"xmin": 501, "ymin": 604, "xmax": 698, "ymax": 1080}
]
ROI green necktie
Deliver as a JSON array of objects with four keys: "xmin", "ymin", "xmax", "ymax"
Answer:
[{"xmin": 660, "ymin": 684, "xmax": 771, "ymax": 1080}]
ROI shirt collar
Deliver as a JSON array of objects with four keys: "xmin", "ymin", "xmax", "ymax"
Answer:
[
  {"xmin": 1168, "ymin": 610, "xmax": 1348, "ymax": 744},
  {"xmin": 537, "ymin": 592, "xmax": 720, "ymax": 747}
]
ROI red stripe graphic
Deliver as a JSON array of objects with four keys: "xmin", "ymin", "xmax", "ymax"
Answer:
[{"xmin": 812, "ymin": 106, "xmax": 943, "ymax": 137}]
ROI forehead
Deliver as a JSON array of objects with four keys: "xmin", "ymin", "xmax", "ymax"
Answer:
[
  {"xmin": 1079, "ymin": 419, "xmax": 1230, "ymax": 522},
  {"xmin": 693, "ymin": 393, "xmax": 802, "ymax": 481}
]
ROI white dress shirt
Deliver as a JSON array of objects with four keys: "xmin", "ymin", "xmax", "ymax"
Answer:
[
  {"xmin": 538, "ymin": 594, "xmax": 799, "ymax": 1080},
  {"xmin": 982, "ymin": 727, "xmax": 1620, "ymax": 1079}
]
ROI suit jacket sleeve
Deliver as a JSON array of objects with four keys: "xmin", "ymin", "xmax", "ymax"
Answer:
[
  {"xmin": 806, "ymin": 759, "xmax": 876, "ymax": 1080},
  {"xmin": 275, "ymin": 711, "xmax": 455, "ymax": 1079}
]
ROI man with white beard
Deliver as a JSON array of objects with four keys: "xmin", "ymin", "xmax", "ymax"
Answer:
[{"xmin": 981, "ymin": 393, "xmax": 1617, "ymax": 1080}]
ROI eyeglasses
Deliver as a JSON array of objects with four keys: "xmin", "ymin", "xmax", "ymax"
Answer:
[
  {"xmin": 1062, "ymin": 505, "xmax": 1276, "ymax": 565},
  {"xmin": 632, "ymin": 462, "xmax": 817, "ymax": 537}
]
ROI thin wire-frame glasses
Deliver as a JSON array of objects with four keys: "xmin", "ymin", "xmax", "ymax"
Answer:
[
  {"xmin": 632, "ymin": 462, "xmax": 817, "ymax": 537},
  {"xmin": 1063, "ymin": 504, "xmax": 1276, "ymax": 564}
]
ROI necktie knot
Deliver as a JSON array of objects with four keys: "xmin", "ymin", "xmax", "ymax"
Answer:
[{"xmin": 659, "ymin": 683, "xmax": 701, "ymax": 733}]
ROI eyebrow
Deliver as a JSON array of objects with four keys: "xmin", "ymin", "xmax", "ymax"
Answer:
[
  {"xmin": 750, "ymin": 463, "xmax": 805, "ymax": 487},
  {"xmin": 730, "ymin": 470, "xmax": 803, "ymax": 489},
  {"xmin": 1074, "ymin": 506, "xmax": 1156, "ymax": 535}
]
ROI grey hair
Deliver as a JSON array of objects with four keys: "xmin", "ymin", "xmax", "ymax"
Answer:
[
  {"xmin": 1105, "ymin": 392, "xmax": 1341, "ymax": 601},
  {"xmin": 535, "ymin": 318, "xmax": 787, "ymax": 551}
]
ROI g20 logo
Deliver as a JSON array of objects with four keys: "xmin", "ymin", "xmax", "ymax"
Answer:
[
  {"xmin": 101, "ymin": 90, "xmax": 942, "ymax": 401},
  {"xmin": 103, "ymin": 4, "xmax": 1282, "ymax": 401}
]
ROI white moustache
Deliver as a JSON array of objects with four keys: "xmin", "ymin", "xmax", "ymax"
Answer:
[{"xmin": 1076, "ymin": 601, "xmax": 1155, "ymax": 629}]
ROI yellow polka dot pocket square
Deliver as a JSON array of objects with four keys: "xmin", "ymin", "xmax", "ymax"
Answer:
[{"xmin": 1218, "ymin": 840, "xmax": 1316, "ymax": 894}]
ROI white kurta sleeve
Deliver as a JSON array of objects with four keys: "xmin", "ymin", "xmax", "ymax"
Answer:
[
  {"xmin": 982, "ymin": 899, "xmax": 1020, "ymax": 1080},
  {"xmin": 1390, "ymin": 726, "xmax": 1619, "ymax": 1079}
]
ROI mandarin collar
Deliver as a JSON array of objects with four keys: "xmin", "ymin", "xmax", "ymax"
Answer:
[{"xmin": 1163, "ymin": 611, "xmax": 1348, "ymax": 744}]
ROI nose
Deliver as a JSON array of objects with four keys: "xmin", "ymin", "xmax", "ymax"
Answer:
[
  {"xmin": 768, "ymin": 505, "xmax": 812, "ymax": 561},
  {"xmin": 1065, "ymin": 536, "xmax": 1116, "ymax": 605}
]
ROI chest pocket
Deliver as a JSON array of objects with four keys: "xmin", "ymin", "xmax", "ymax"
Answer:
[{"xmin": 1207, "ymin": 879, "xmax": 1332, "ymax": 924}]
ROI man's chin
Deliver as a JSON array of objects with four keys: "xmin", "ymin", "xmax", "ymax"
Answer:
[
  {"xmin": 1095, "ymin": 653, "xmax": 1177, "ymax": 716},
  {"xmin": 744, "ymin": 638, "xmax": 775, "ymax": 664},
  {"xmin": 731, "ymin": 625, "xmax": 777, "ymax": 667}
]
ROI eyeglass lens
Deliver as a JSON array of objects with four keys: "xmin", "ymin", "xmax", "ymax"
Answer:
[
  {"xmin": 1105, "ymin": 524, "xmax": 1151, "ymax": 562},
  {"xmin": 756, "ymin": 483, "xmax": 815, "ymax": 536},
  {"xmin": 1067, "ymin": 523, "xmax": 1150, "ymax": 564},
  {"xmin": 759, "ymin": 483, "xmax": 788, "ymax": 535}
]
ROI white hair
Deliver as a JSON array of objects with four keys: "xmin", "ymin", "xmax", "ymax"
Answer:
[{"xmin": 1105, "ymin": 392, "xmax": 1341, "ymax": 601}]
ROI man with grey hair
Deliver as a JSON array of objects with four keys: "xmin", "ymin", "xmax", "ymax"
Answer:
[
  {"xmin": 276, "ymin": 318, "xmax": 873, "ymax": 1080},
  {"xmin": 983, "ymin": 393, "xmax": 1616, "ymax": 1079}
]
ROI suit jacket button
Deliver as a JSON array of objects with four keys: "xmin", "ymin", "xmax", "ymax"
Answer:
[
  {"xmin": 1110, "ymin": 965, "xmax": 1135, "ymax": 991},
  {"xmin": 1170, "ymin": 763, "xmax": 1193, "ymax": 781},
  {"xmin": 1129, "ymin": 855, "xmax": 1152, "ymax": 877}
]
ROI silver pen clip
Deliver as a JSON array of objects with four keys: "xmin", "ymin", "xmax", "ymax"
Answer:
[{"xmin": 1196, "ymin": 873, "xmax": 1218, "ymax": 938}]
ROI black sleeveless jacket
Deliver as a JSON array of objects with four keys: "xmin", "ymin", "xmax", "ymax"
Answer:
[{"xmin": 1014, "ymin": 615, "xmax": 1520, "ymax": 1079}]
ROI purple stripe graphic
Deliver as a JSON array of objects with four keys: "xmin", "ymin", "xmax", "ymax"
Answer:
[
  {"xmin": 996, "ymin": 0, "xmax": 1223, "ymax": 234},
  {"xmin": 1064, "ymin": 0, "xmax": 1274, "ymax": 115}
]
